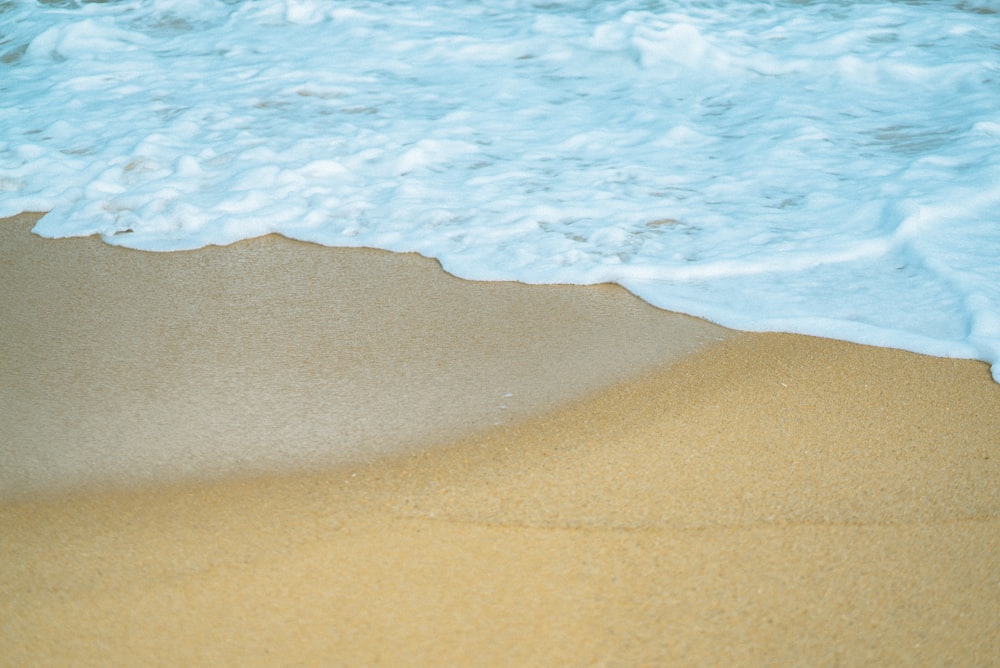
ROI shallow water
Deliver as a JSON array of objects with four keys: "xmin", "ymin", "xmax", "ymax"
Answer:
[{"xmin": 2, "ymin": 0, "xmax": 999, "ymax": 378}]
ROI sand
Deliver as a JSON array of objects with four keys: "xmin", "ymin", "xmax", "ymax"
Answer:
[
  {"xmin": 0, "ymin": 212, "xmax": 725, "ymax": 499},
  {"xmin": 2, "ymin": 212, "xmax": 999, "ymax": 665}
]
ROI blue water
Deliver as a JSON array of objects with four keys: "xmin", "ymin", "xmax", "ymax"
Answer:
[{"xmin": 2, "ymin": 0, "xmax": 999, "ymax": 379}]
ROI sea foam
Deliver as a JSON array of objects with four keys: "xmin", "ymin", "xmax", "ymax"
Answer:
[{"xmin": 2, "ymin": 0, "xmax": 999, "ymax": 380}]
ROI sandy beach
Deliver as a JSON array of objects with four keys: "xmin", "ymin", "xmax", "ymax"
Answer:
[{"xmin": 2, "ymin": 212, "xmax": 998, "ymax": 665}]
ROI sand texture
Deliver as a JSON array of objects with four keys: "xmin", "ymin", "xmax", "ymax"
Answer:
[
  {"xmin": 0, "ymin": 212, "xmax": 724, "ymax": 499},
  {"xmin": 2, "ymin": 213, "xmax": 999, "ymax": 666}
]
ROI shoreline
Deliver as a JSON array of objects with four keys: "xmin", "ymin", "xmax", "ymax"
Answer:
[{"xmin": 2, "ymin": 212, "xmax": 999, "ymax": 664}]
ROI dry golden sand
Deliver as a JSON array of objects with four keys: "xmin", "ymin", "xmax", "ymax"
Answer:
[{"xmin": 2, "ymin": 213, "xmax": 999, "ymax": 665}]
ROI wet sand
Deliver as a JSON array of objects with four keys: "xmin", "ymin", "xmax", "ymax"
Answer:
[
  {"xmin": 0, "ymin": 212, "xmax": 725, "ymax": 499},
  {"xmin": 2, "ymin": 213, "xmax": 998, "ymax": 665}
]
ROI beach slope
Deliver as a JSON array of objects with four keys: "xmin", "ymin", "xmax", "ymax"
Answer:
[{"xmin": 2, "ymin": 213, "xmax": 998, "ymax": 665}]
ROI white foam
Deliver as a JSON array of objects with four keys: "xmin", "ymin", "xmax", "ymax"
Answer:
[{"xmin": 2, "ymin": 0, "xmax": 999, "ymax": 380}]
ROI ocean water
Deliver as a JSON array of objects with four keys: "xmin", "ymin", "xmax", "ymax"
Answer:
[{"xmin": 2, "ymin": 0, "xmax": 999, "ymax": 380}]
